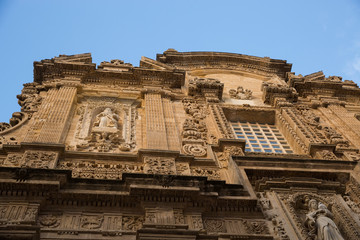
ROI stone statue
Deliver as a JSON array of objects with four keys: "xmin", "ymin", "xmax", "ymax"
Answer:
[
  {"xmin": 93, "ymin": 108, "xmax": 120, "ymax": 130},
  {"xmin": 305, "ymin": 199, "xmax": 344, "ymax": 240}
]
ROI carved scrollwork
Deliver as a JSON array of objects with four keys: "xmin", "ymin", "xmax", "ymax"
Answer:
[
  {"xmin": 183, "ymin": 144, "xmax": 207, "ymax": 157},
  {"xmin": 188, "ymin": 77, "xmax": 224, "ymax": 102},
  {"xmin": 4, "ymin": 153, "xmax": 23, "ymax": 167},
  {"xmin": 204, "ymin": 219, "xmax": 225, "ymax": 232},
  {"xmin": 80, "ymin": 215, "xmax": 103, "ymax": 229},
  {"xmin": 17, "ymin": 82, "xmax": 46, "ymax": 112},
  {"xmin": 23, "ymin": 151, "xmax": 58, "ymax": 169},
  {"xmin": 58, "ymin": 160, "xmax": 143, "ymax": 180},
  {"xmin": 176, "ymin": 163, "xmax": 190, "ymax": 175},
  {"xmin": 242, "ymin": 219, "xmax": 270, "ymax": 235},
  {"xmin": 191, "ymin": 167, "xmax": 221, "ymax": 180},
  {"xmin": 181, "ymin": 98, "xmax": 209, "ymax": 157},
  {"xmin": 0, "ymin": 122, "xmax": 10, "ymax": 132},
  {"xmin": 216, "ymin": 146, "xmax": 244, "ymax": 169},
  {"xmin": 0, "ymin": 112, "xmax": 28, "ymax": 134},
  {"xmin": 262, "ymin": 82, "xmax": 298, "ymax": 105},
  {"xmin": 174, "ymin": 209, "xmax": 185, "ymax": 224},
  {"xmin": 143, "ymin": 156, "xmax": 176, "ymax": 175},
  {"xmin": 190, "ymin": 215, "xmax": 204, "ymax": 230},
  {"xmin": 122, "ymin": 216, "xmax": 144, "ymax": 231}
]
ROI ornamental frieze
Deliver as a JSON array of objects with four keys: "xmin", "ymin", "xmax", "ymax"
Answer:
[{"xmin": 58, "ymin": 160, "xmax": 143, "ymax": 180}]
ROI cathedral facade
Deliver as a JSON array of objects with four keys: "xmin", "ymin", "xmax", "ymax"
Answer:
[{"xmin": 1, "ymin": 49, "xmax": 360, "ymax": 240}]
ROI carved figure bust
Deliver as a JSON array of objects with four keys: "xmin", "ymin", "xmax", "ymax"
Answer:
[
  {"xmin": 305, "ymin": 199, "xmax": 344, "ymax": 240},
  {"xmin": 93, "ymin": 108, "xmax": 121, "ymax": 132}
]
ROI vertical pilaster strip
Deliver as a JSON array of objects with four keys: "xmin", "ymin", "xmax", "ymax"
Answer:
[
  {"xmin": 24, "ymin": 87, "xmax": 77, "ymax": 143},
  {"xmin": 162, "ymin": 97, "xmax": 181, "ymax": 151},
  {"xmin": 145, "ymin": 93, "xmax": 168, "ymax": 149}
]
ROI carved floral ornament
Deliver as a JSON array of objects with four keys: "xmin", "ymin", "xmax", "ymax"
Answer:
[
  {"xmin": 3, "ymin": 151, "xmax": 58, "ymax": 169},
  {"xmin": 39, "ymin": 213, "xmax": 144, "ymax": 232},
  {"xmin": 71, "ymin": 98, "xmax": 138, "ymax": 153},
  {"xmin": 181, "ymin": 98, "xmax": 209, "ymax": 157},
  {"xmin": 228, "ymin": 86, "xmax": 253, "ymax": 100},
  {"xmin": 58, "ymin": 160, "xmax": 143, "ymax": 180}
]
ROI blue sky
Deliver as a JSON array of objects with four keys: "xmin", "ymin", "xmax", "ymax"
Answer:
[{"xmin": 0, "ymin": 0, "xmax": 360, "ymax": 122}]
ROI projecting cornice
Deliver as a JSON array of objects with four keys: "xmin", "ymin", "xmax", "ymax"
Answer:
[
  {"xmin": 152, "ymin": 49, "xmax": 293, "ymax": 79},
  {"xmin": 33, "ymin": 53, "xmax": 186, "ymax": 88}
]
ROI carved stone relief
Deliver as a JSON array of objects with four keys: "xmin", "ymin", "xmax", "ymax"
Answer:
[
  {"xmin": 278, "ymin": 192, "xmax": 359, "ymax": 240},
  {"xmin": 343, "ymin": 196, "xmax": 360, "ymax": 220},
  {"xmin": 3, "ymin": 153, "xmax": 23, "ymax": 167},
  {"xmin": 188, "ymin": 77, "xmax": 224, "ymax": 102},
  {"xmin": 181, "ymin": 98, "xmax": 209, "ymax": 157},
  {"xmin": 23, "ymin": 150, "xmax": 58, "ymax": 169},
  {"xmin": 261, "ymin": 82, "xmax": 298, "ymax": 105},
  {"xmin": 216, "ymin": 146, "xmax": 244, "ymax": 169},
  {"xmin": 122, "ymin": 216, "xmax": 144, "ymax": 231},
  {"xmin": 280, "ymin": 106, "xmax": 350, "ymax": 156},
  {"xmin": 3, "ymin": 151, "xmax": 58, "ymax": 169},
  {"xmin": 39, "ymin": 212, "xmax": 139, "ymax": 234},
  {"xmin": 209, "ymin": 105, "xmax": 235, "ymax": 139},
  {"xmin": 0, "ymin": 135, "xmax": 18, "ymax": 149},
  {"xmin": 305, "ymin": 199, "xmax": 344, "ymax": 240},
  {"xmin": 174, "ymin": 209, "xmax": 185, "ymax": 224},
  {"xmin": 0, "ymin": 203, "xmax": 39, "ymax": 225},
  {"xmin": 256, "ymin": 192, "xmax": 290, "ymax": 239},
  {"xmin": 0, "ymin": 112, "xmax": 28, "ymax": 134},
  {"xmin": 80, "ymin": 215, "xmax": 103, "ymax": 229},
  {"xmin": 229, "ymin": 86, "xmax": 253, "ymax": 100},
  {"xmin": 39, "ymin": 215, "xmax": 61, "ymax": 228},
  {"xmin": 204, "ymin": 219, "xmax": 226, "ymax": 232},
  {"xmin": 189, "ymin": 215, "xmax": 204, "ymax": 230},
  {"xmin": 218, "ymin": 218, "xmax": 271, "ymax": 235},
  {"xmin": 145, "ymin": 207, "xmax": 175, "ymax": 225},
  {"xmin": 315, "ymin": 150, "xmax": 339, "ymax": 160},
  {"xmin": 17, "ymin": 82, "xmax": 46, "ymax": 112},
  {"xmin": 343, "ymin": 151, "xmax": 360, "ymax": 161},
  {"xmin": 190, "ymin": 167, "xmax": 221, "ymax": 180},
  {"xmin": 176, "ymin": 162, "xmax": 190, "ymax": 175},
  {"xmin": 71, "ymin": 97, "xmax": 137, "ymax": 153},
  {"xmin": 143, "ymin": 156, "xmax": 176, "ymax": 175},
  {"xmin": 242, "ymin": 219, "xmax": 270, "ymax": 235},
  {"xmin": 58, "ymin": 160, "xmax": 143, "ymax": 180}
]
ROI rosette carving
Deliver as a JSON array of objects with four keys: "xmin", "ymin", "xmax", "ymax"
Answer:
[{"xmin": 183, "ymin": 144, "xmax": 207, "ymax": 157}]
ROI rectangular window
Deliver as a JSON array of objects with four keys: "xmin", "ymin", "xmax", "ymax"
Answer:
[{"xmin": 232, "ymin": 121, "xmax": 293, "ymax": 154}]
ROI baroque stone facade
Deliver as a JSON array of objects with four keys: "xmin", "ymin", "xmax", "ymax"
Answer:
[{"xmin": 0, "ymin": 49, "xmax": 360, "ymax": 239}]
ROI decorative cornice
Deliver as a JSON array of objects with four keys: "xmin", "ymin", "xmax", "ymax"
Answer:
[{"xmin": 155, "ymin": 50, "xmax": 292, "ymax": 79}]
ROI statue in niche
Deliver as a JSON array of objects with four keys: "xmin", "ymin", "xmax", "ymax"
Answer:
[
  {"xmin": 93, "ymin": 108, "xmax": 122, "ymax": 133},
  {"xmin": 305, "ymin": 199, "xmax": 344, "ymax": 240}
]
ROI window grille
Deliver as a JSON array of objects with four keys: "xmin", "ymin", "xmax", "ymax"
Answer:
[{"xmin": 231, "ymin": 121, "xmax": 293, "ymax": 154}]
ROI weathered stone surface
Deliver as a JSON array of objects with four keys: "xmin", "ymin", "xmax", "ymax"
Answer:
[{"xmin": 0, "ymin": 50, "xmax": 359, "ymax": 240}]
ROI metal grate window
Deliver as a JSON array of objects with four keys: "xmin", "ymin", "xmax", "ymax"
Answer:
[{"xmin": 231, "ymin": 121, "xmax": 293, "ymax": 154}]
